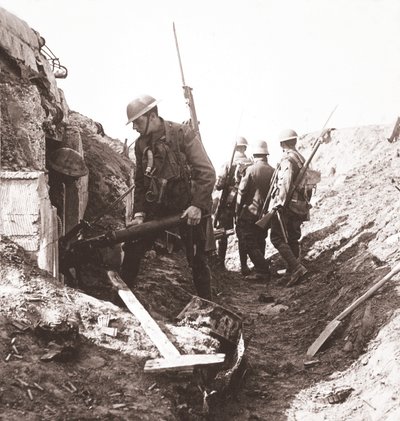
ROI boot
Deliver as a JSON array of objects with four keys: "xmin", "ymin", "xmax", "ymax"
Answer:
[
  {"xmin": 238, "ymin": 242, "xmax": 250, "ymax": 275},
  {"xmin": 241, "ymin": 266, "xmax": 251, "ymax": 276},
  {"xmin": 245, "ymin": 271, "xmax": 270, "ymax": 283},
  {"xmin": 247, "ymin": 249, "xmax": 270, "ymax": 273},
  {"xmin": 120, "ymin": 243, "xmax": 142, "ymax": 289},
  {"xmin": 192, "ymin": 257, "xmax": 212, "ymax": 300},
  {"xmin": 193, "ymin": 276, "xmax": 212, "ymax": 300},
  {"xmin": 286, "ymin": 264, "xmax": 308, "ymax": 287},
  {"xmin": 217, "ymin": 237, "xmax": 228, "ymax": 267}
]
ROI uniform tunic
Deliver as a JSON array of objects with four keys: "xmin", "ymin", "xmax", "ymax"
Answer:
[{"xmin": 121, "ymin": 119, "xmax": 216, "ymax": 299}]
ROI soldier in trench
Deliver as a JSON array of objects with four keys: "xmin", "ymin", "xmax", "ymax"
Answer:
[
  {"xmin": 214, "ymin": 136, "xmax": 252, "ymax": 272},
  {"xmin": 120, "ymin": 94, "xmax": 216, "ymax": 300},
  {"xmin": 270, "ymin": 129, "xmax": 310, "ymax": 287},
  {"xmin": 235, "ymin": 140, "xmax": 275, "ymax": 281}
]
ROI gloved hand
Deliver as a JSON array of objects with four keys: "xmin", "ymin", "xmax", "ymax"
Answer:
[
  {"xmin": 272, "ymin": 204, "xmax": 283, "ymax": 212},
  {"xmin": 181, "ymin": 205, "xmax": 202, "ymax": 226}
]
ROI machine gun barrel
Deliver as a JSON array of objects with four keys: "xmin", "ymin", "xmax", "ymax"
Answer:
[
  {"xmin": 70, "ymin": 213, "xmax": 186, "ymax": 250},
  {"xmin": 109, "ymin": 213, "xmax": 184, "ymax": 244}
]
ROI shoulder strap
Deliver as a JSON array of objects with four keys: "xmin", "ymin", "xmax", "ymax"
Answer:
[
  {"xmin": 285, "ymin": 150, "xmax": 305, "ymax": 170},
  {"xmin": 164, "ymin": 121, "xmax": 190, "ymax": 182}
]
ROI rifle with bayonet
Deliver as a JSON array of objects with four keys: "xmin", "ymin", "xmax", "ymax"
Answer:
[
  {"xmin": 173, "ymin": 22, "xmax": 201, "ymax": 140},
  {"xmin": 213, "ymin": 142, "xmax": 237, "ymax": 228}
]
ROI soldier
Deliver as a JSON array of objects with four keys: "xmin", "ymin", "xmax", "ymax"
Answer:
[
  {"xmin": 270, "ymin": 129, "xmax": 309, "ymax": 287},
  {"xmin": 214, "ymin": 136, "xmax": 252, "ymax": 271},
  {"xmin": 236, "ymin": 140, "xmax": 274, "ymax": 280},
  {"xmin": 120, "ymin": 94, "xmax": 216, "ymax": 300}
]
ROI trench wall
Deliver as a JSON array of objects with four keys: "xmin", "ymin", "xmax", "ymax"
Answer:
[{"xmin": 0, "ymin": 6, "xmax": 88, "ymax": 277}]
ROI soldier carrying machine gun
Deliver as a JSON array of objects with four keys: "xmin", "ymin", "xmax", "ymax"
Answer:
[{"xmin": 60, "ymin": 212, "xmax": 233, "ymax": 284}]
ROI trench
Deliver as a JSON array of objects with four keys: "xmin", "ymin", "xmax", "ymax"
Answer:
[{"xmin": 67, "ymin": 222, "xmax": 400, "ymax": 420}]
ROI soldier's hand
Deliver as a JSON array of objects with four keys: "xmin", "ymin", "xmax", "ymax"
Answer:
[
  {"xmin": 127, "ymin": 213, "xmax": 145, "ymax": 227},
  {"xmin": 320, "ymin": 128, "xmax": 334, "ymax": 142},
  {"xmin": 182, "ymin": 206, "xmax": 202, "ymax": 226}
]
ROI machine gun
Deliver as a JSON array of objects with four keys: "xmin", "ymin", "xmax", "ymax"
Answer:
[
  {"xmin": 60, "ymin": 212, "xmax": 228, "ymax": 281},
  {"xmin": 58, "ymin": 184, "xmax": 136, "ymax": 282},
  {"xmin": 59, "ymin": 213, "xmax": 188, "ymax": 282},
  {"xmin": 213, "ymin": 142, "xmax": 237, "ymax": 228},
  {"xmin": 79, "ymin": 213, "xmax": 185, "ymax": 247}
]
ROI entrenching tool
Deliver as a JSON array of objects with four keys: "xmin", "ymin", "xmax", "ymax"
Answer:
[
  {"xmin": 306, "ymin": 262, "xmax": 400, "ymax": 358},
  {"xmin": 107, "ymin": 271, "xmax": 225, "ymax": 373}
]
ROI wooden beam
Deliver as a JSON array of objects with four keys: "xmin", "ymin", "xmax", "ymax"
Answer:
[
  {"xmin": 144, "ymin": 353, "xmax": 225, "ymax": 373},
  {"xmin": 107, "ymin": 271, "xmax": 180, "ymax": 359}
]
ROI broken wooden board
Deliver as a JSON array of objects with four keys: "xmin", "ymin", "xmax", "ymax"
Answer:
[
  {"xmin": 107, "ymin": 270, "xmax": 180, "ymax": 359},
  {"xmin": 144, "ymin": 353, "xmax": 225, "ymax": 373},
  {"xmin": 101, "ymin": 326, "xmax": 118, "ymax": 337},
  {"xmin": 107, "ymin": 271, "xmax": 226, "ymax": 373}
]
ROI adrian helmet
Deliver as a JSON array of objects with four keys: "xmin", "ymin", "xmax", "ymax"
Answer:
[{"xmin": 126, "ymin": 94, "xmax": 160, "ymax": 125}]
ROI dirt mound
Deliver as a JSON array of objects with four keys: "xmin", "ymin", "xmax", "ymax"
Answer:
[{"xmin": 0, "ymin": 239, "xmax": 206, "ymax": 420}]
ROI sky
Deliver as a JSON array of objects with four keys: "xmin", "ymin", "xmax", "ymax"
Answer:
[{"xmin": 1, "ymin": 0, "xmax": 400, "ymax": 167}]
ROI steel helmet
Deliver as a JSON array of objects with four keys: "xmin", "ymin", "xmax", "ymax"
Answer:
[
  {"xmin": 126, "ymin": 94, "xmax": 160, "ymax": 125},
  {"xmin": 48, "ymin": 147, "xmax": 88, "ymax": 178},
  {"xmin": 236, "ymin": 136, "xmax": 248, "ymax": 147},
  {"xmin": 278, "ymin": 129, "xmax": 298, "ymax": 143},
  {"xmin": 252, "ymin": 140, "xmax": 269, "ymax": 155}
]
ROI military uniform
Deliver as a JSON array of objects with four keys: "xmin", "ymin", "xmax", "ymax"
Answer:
[
  {"xmin": 214, "ymin": 150, "xmax": 252, "ymax": 268},
  {"xmin": 270, "ymin": 148, "xmax": 309, "ymax": 283},
  {"xmin": 121, "ymin": 119, "xmax": 216, "ymax": 300},
  {"xmin": 236, "ymin": 157, "xmax": 274, "ymax": 278}
]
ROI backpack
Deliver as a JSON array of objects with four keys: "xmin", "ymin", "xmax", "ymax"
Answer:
[
  {"xmin": 286, "ymin": 150, "xmax": 321, "ymax": 216},
  {"xmin": 140, "ymin": 122, "xmax": 192, "ymax": 211}
]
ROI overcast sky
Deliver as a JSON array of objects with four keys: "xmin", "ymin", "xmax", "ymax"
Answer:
[{"xmin": 1, "ymin": 0, "xmax": 400, "ymax": 167}]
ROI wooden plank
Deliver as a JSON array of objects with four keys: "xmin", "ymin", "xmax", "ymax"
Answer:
[
  {"xmin": 144, "ymin": 353, "xmax": 226, "ymax": 373},
  {"xmin": 107, "ymin": 271, "xmax": 180, "ymax": 359}
]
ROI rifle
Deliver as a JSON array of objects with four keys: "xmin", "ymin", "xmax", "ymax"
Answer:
[
  {"xmin": 255, "ymin": 107, "xmax": 338, "ymax": 231},
  {"xmin": 173, "ymin": 23, "xmax": 201, "ymax": 141},
  {"xmin": 213, "ymin": 228, "xmax": 234, "ymax": 241},
  {"xmin": 213, "ymin": 142, "xmax": 237, "ymax": 228},
  {"xmin": 256, "ymin": 164, "xmax": 280, "ymax": 221}
]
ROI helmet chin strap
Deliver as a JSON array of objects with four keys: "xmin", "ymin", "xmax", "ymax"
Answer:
[{"xmin": 143, "ymin": 115, "xmax": 150, "ymax": 136}]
